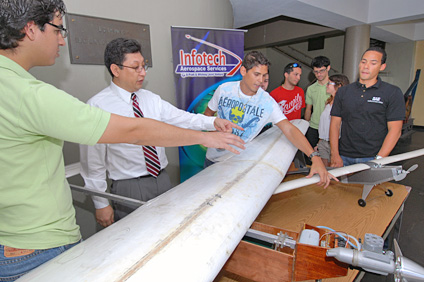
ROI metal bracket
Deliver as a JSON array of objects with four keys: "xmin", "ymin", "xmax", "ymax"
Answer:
[{"xmin": 245, "ymin": 229, "xmax": 296, "ymax": 250}]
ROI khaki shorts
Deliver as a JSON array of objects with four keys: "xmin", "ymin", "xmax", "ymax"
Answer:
[{"xmin": 317, "ymin": 139, "xmax": 331, "ymax": 160}]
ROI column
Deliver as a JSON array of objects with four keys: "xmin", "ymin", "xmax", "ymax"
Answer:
[{"xmin": 343, "ymin": 25, "xmax": 370, "ymax": 82}]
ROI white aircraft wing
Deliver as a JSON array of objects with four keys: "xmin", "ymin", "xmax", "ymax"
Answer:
[{"xmin": 18, "ymin": 119, "xmax": 308, "ymax": 282}]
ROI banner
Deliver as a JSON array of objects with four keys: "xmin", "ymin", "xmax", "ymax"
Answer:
[{"xmin": 171, "ymin": 27, "xmax": 245, "ymax": 182}]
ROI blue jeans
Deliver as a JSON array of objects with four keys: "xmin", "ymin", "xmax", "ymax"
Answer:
[
  {"xmin": 0, "ymin": 240, "xmax": 80, "ymax": 281},
  {"xmin": 341, "ymin": 155, "xmax": 374, "ymax": 166}
]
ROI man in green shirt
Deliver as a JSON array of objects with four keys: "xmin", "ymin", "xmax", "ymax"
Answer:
[
  {"xmin": 304, "ymin": 56, "xmax": 331, "ymax": 149},
  {"xmin": 0, "ymin": 0, "xmax": 244, "ymax": 280}
]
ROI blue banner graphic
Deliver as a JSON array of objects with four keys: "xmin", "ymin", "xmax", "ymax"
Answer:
[{"xmin": 171, "ymin": 27, "xmax": 244, "ymax": 182}]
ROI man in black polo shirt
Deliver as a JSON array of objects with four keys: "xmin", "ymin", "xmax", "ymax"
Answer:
[{"xmin": 329, "ymin": 47, "xmax": 405, "ymax": 167}]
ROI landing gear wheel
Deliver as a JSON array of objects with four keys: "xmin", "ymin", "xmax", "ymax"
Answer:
[
  {"xmin": 358, "ymin": 199, "xmax": 366, "ymax": 207},
  {"xmin": 385, "ymin": 189, "xmax": 393, "ymax": 197}
]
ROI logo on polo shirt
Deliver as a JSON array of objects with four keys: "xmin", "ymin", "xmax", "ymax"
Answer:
[{"xmin": 368, "ymin": 96, "xmax": 383, "ymax": 104}]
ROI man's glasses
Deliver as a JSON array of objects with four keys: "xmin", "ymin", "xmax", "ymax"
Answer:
[
  {"xmin": 116, "ymin": 64, "xmax": 149, "ymax": 73},
  {"xmin": 45, "ymin": 22, "xmax": 68, "ymax": 38},
  {"xmin": 313, "ymin": 68, "xmax": 327, "ymax": 75},
  {"xmin": 328, "ymin": 81, "xmax": 336, "ymax": 86}
]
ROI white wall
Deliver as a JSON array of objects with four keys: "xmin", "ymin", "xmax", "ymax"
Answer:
[
  {"xmin": 258, "ymin": 36, "xmax": 415, "ymax": 96},
  {"xmin": 383, "ymin": 41, "xmax": 416, "ymax": 93},
  {"xmin": 30, "ymin": 0, "xmax": 234, "ymax": 238},
  {"xmin": 411, "ymin": 41, "xmax": 424, "ymax": 126},
  {"xmin": 258, "ymin": 36, "xmax": 345, "ymax": 92}
]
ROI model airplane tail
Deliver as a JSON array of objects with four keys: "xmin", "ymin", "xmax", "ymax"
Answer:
[{"xmin": 18, "ymin": 120, "xmax": 308, "ymax": 281}]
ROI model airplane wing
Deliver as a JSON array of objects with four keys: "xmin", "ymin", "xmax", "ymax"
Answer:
[
  {"xmin": 274, "ymin": 148, "xmax": 424, "ymax": 195},
  {"xmin": 18, "ymin": 119, "xmax": 308, "ymax": 281}
]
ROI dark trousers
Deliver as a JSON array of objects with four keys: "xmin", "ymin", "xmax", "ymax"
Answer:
[
  {"xmin": 305, "ymin": 127, "xmax": 319, "ymax": 148},
  {"xmin": 111, "ymin": 170, "xmax": 172, "ymax": 221},
  {"xmin": 305, "ymin": 127, "xmax": 319, "ymax": 165}
]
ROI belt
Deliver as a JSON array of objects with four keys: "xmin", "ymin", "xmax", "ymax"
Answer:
[{"xmin": 136, "ymin": 169, "xmax": 163, "ymax": 179}]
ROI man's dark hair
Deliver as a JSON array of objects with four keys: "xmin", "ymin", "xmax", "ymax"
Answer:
[
  {"xmin": 363, "ymin": 46, "xmax": 387, "ymax": 64},
  {"xmin": 104, "ymin": 38, "xmax": 142, "ymax": 77},
  {"xmin": 284, "ymin": 62, "xmax": 302, "ymax": 75},
  {"xmin": 311, "ymin": 56, "xmax": 330, "ymax": 69},
  {"xmin": 0, "ymin": 0, "xmax": 66, "ymax": 50},
  {"xmin": 242, "ymin": 51, "xmax": 271, "ymax": 71}
]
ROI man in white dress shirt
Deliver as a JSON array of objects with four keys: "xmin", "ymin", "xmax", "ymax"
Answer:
[{"xmin": 80, "ymin": 38, "xmax": 242, "ymax": 227}]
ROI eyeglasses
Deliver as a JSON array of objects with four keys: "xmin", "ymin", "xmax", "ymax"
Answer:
[
  {"xmin": 45, "ymin": 22, "xmax": 68, "ymax": 38},
  {"xmin": 313, "ymin": 68, "xmax": 327, "ymax": 75},
  {"xmin": 328, "ymin": 81, "xmax": 336, "ymax": 86},
  {"xmin": 116, "ymin": 64, "xmax": 149, "ymax": 73}
]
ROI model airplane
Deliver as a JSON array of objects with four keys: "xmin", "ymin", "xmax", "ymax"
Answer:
[
  {"xmin": 286, "ymin": 161, "xmax": 419, "ymax": 207},
  {"xmin": 18, "ymin": 119, "xmax": 424, "ymax": 281},
  {"xmin": 341, "ymin": 163, "xmax": 418, "ymax": 206},
  {"xmin": 274, "ymin": 148, "xmax": 424, "ymax": 195}
]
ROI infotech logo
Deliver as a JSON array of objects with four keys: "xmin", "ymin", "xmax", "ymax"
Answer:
[{"xmin": 175, "ymin": 34, "xmax": 242, "ymax": 78}]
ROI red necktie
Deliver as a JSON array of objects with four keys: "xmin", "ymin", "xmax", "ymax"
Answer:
[{"xmin": 131, "ymin": 93, "xmax": 161, "ymax": 177}]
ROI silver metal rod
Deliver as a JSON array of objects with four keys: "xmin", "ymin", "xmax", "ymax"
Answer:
[
  {"xmin": 69, "ymin": 184, "xmax": 145, "ymax": 208},
  {"xmin": 245, "ymin": 228, "xmax": 279, "ymax": 244}
]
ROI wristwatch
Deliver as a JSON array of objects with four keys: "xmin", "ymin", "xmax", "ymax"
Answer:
[
  {"xmin": 308, "ymin": 151, "xmax": 321, "ymax": 160},
  {"xmin": 375, "ymin": 155, "xmax": 383, "ymax": 160}
]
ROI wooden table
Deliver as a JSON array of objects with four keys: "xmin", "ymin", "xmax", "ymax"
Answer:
[{"xmin": 217, "ymin": 175, "xmax": 411, "ymax": 282}]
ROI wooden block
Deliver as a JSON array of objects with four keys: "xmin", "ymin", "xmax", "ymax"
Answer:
[
  {"xmin": 223, "ymin": 240, "xmax": 293, "ymax": 282},
  {"xmin": 294, "ymin": 244, "xmax": 348, "ymax": 281},
  {"xmin": 223, "ymin": 222, "xmax": 349, "ymax": 282},
  {"xmin": 223, "ymin": 222, "xmax": 297, "ymax": 281}
]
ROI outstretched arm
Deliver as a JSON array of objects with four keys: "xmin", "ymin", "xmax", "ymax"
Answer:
[
  {"xmin": 98, "ymin": 114, "xmax": 245, "ymax": 154},
  {"xmin": 213, "ymin": 118, "xmax": 244, "ymax": 133},
  {"xmin": 276, "ymin": 119, "xmax": 337, "ymax": 188}
]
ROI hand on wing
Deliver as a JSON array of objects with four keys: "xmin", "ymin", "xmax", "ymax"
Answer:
[
  {"xmin": 330, "ymin": 154, "xmax": 344, "ymax": 168},
  {"xmin": 306, "ymin": 156, "xmax": 338, "ymax": 188},
  {"xmin": 95, "ymin": 205, "xmax": 114, "ymax": 227},
  {"xmin": 201, "ymin": 131, "xmax": 245, "ymax": 154},
  {"xmin": 214, "ymin": 118, "xmax": 244, "ymax": 133}
]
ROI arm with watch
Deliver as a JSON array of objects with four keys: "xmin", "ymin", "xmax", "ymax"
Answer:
[{"xmin": 276, "ymin": 119, "xmax": 338, "ymax": 188}]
